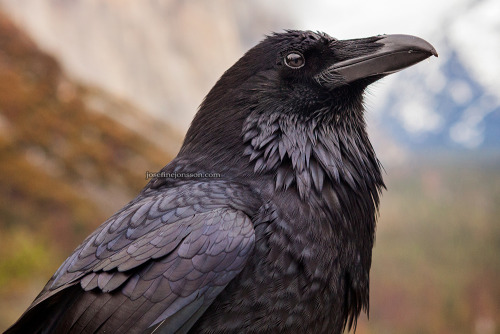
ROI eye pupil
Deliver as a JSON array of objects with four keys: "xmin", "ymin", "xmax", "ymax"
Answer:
[{"xmin": 285, "ymin": 52, "xmax": 304, "ymax": 69}]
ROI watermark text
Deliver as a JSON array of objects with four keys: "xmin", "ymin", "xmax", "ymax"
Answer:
[{"xmin": 145, "ymin": 171, "xmax": 221, "ymax": 180}]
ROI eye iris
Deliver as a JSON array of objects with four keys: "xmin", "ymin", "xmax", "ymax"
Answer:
[{"xmin": 285, "ymin": 52, "xmax": 304, "ymax": 68}]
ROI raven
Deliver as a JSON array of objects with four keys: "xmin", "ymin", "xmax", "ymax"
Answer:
[{"xmin": 6, "ymin": 31, "xmax": 436, "ymax": 334}]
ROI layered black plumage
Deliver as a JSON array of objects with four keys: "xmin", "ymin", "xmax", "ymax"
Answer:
[{"xmin": 6, "ymin": 30, "xmax": 436, "ymax": 334}]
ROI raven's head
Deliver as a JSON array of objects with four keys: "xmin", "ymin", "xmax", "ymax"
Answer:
[{"xmin": 181, "ymin": 30, "xmax": 436, "ymax": 192}]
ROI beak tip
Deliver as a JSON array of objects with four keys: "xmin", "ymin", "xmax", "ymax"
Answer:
[
  {"xmin": 430, "ymin": 47, "xmax": 438, "ymax": 58},
  {"xmin": 381, "ymin": 34, "xmax": 438, "ymax": 58}
]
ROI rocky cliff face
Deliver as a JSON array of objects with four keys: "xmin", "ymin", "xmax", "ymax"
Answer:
[{"xmin": 0, "ymin": 0, "xmax": 287, "ymax": 130}]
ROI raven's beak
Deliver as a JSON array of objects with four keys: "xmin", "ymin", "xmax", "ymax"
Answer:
[{"xmin": 316, "ymin": 34, "xmax": 438, "ymax": 87}]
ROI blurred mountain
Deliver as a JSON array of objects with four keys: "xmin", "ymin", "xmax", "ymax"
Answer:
[
  {"xmin": 370, "ymin": 0, "xmax": 500, "ymax": 151},
  {"xmin": 373, "ymin": 42, "xmax": 500, "ymax": 151}
]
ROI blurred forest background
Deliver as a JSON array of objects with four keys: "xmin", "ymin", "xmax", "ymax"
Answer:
[{"xmin": 0, "ymin": 1, "xmax": 498, "ymax": 333}]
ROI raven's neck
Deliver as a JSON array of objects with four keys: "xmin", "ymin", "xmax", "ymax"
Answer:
[{"xmin": 242, "ymin": 110, "xmax": 385, "ymax": 201}]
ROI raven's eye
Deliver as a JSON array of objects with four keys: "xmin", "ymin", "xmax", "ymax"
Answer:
[{"xmin": 284, "ymin": 52, "xmax": 305, "ymax": 69}]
